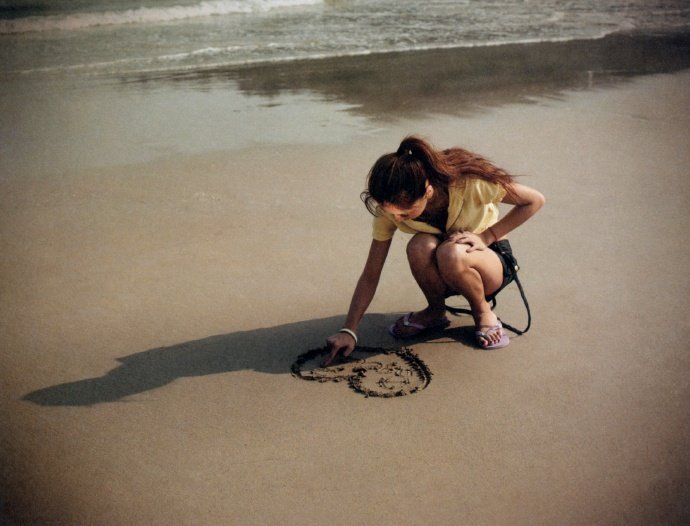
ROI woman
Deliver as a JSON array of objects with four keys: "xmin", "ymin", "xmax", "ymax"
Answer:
[{"xmin": 324, "ymin": 135, "xmax": 544, "ymax": 366}]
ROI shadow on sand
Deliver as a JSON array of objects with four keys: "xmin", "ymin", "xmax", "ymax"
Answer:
[{"xmin": 22, "ymin": 314, "xmax": 477, "ymax": 407}]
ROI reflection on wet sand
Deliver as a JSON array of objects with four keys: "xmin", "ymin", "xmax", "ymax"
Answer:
[{"xmin": 124, "ymin": 32, "xmax": 690, "ymax": 118}]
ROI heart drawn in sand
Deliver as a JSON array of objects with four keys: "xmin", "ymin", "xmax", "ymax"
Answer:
[{"xmin": 291, "ymin": 346, "xmax": 432, "ymax": 398}]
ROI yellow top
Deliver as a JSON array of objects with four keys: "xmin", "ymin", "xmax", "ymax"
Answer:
[{"xmin": 372, "ymin": 177, "xmax": 507, "ymax": 241}]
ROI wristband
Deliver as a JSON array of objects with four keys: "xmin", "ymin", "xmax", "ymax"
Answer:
[{"xmin": 338, "ymin": 328, "xmax": 358, "ymax": 345}]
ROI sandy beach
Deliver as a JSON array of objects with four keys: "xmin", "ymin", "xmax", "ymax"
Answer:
[{"xmin": 1, "ymin": 37, "xmax": 689, "ymax": 524}]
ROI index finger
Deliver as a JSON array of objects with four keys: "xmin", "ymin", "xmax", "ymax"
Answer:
[{"xmin": 321, "ymin": 344, "xmax": 342, "ymax": 368}]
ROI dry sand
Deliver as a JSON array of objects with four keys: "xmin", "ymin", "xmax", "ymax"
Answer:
[{"xmin": 1, "ymin": 46, "xmax": 689, "ymax": 525}]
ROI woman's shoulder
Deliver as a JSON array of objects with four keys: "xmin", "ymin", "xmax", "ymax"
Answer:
[
  {"xmin": 455, "ymin": 175, "xmax": 503, "ymax": 190},
  {"xmin": 462, "ymin": 176, "xmax": 507, "ymax": 203},
  {"xmin": 446, "ymin": 177, "xmax": 506, "ymax": 207},
  {"xmin": 448, "ymin": 176, "xmax": 467, "ymax": 191}
]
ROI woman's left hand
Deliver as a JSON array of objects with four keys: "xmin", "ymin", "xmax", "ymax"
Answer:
[{"xmin": 444, "ymin": 230, "xmax": 488, "ymax": 252}]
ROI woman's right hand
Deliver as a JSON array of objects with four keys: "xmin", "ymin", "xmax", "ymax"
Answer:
[{"xmin": 322, "ymin": 332, "xmax": 357, "ymax": 367}]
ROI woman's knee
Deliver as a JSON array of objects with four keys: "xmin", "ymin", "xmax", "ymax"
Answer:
[
  {"xmin": 435, "ymin": 241, "xmax": 472, "ymax": 275},
  {"xmin": 436, "ymin": 241, "xmax": 504, "ymax": 294},
  {"xmin": 406, "ymin": 234, "xmax": 440, "ymax": 264}
]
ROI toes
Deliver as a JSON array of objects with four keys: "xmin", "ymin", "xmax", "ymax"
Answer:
[{"xmin": 477, "ymin": 325, "xmax": 503, "ymax": 346}]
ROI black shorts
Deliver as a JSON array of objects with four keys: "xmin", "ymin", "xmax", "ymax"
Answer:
[{"xmin": 487, "ymin": 239, "xmax": 519, "ymax": 301}]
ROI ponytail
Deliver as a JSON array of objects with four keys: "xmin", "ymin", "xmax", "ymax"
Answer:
[{"xmin": 362, "ymin": 135, "xmax": 514, "ymax": 216}]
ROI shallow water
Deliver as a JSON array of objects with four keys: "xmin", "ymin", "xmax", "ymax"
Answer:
[
  {"xmin": 1, "ymin": 0, "xmax": 689, "ymax": 179},
  {"xmin": 1, "ymin": 0, "xmax": 688, "ymax": 78}
]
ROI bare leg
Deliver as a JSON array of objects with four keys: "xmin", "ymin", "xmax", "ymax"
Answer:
[
  {"xmin": 435, "ymin": 240, "xmax": 505, "ymax": 346},
  {"xmin": 390, "ymin": 234, "xmax": 449, "ymax": 336}
]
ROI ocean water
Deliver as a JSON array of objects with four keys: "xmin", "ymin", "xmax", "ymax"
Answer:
[
  {"xmin": 1, "ymin": 0, "xmax": 689, "ymax": 79},
  {"xmin": 1, "ymin": 0, "xmax": 689, "ymax": 177}
]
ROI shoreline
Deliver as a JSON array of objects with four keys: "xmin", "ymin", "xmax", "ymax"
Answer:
[
  {"xmin": 126, "ymin": 30, "xmax": 690, "ymax": 118},
  {"xmin": 4, "ymin": 30, "xmax": 689, "ymax": 180}
]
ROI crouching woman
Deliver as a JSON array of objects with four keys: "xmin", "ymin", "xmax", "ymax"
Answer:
[{"xmin": 324, "ymin": 135, "xmax": 544, "ymax": 366}]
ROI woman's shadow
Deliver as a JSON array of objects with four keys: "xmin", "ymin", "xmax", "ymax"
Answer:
[{"xmin": 23, "ymin": 313, "xmax": 445, "ymax": 406}]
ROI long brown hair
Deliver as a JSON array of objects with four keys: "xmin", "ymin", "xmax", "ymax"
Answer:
[{"xmin": 361, "ymin": 135, "xmax": 514, "ymax": 215}]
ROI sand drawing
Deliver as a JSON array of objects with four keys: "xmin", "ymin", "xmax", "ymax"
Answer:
[{"xmin": 291, "ymin": 346, "xmax": 432, "ymax": 398}]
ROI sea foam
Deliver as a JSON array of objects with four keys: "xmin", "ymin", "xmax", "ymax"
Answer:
[{"xmin": 0, "ymin": 0, "xmax": 323, "ymax": 34}]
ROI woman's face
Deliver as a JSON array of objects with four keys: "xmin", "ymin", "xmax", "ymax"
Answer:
[
  {"xmin": 380, "ymin": 199, "xmax": 427, "ymax": 223},
  {"xmin": 380, "ymin": 184, "xmax": 433, "ymax": 223}
]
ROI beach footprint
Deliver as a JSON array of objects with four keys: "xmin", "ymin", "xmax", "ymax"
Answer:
[{"xmin": 292, "ymin": 346, "xmax": 432, "ymax": 398}]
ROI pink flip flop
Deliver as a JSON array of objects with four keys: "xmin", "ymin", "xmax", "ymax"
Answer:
[
  {"xmin": 475, "ymin": 321, "xmax": 510, "ymax": 349},
  {"xmin": 388, "ymin": 312, "xmax": 451, "ymax": 339}
]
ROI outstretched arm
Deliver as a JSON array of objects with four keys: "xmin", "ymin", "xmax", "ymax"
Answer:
[{"xmin": 323, "ymin": 238, "xmax": 392, "ymax": 366}]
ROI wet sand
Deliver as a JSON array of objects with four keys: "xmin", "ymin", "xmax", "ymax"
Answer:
[{"xmin": 1, "ymin": 40, "xmax": 689, "ymax": 524}]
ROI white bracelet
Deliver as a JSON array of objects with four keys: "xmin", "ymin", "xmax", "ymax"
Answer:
[{"xmin": 338, "ymin": 328, "xmax": 358, "ymax": 345}]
